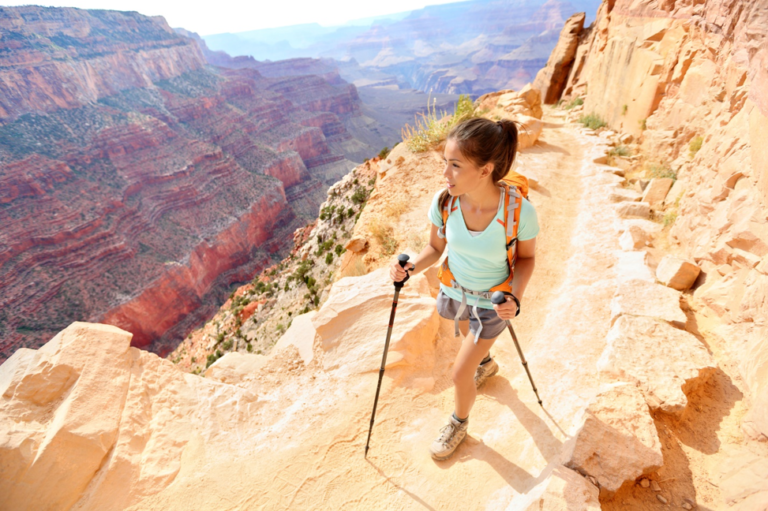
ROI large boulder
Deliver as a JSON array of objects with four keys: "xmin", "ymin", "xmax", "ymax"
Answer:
[
  {"xmin": 532, "ymin": 12, "xmax": 586, "ymax": 104},
  {"xmin": 562, "ymin": 383, "xmax": 663, "ymax": 493},
  {"xmin": 312, "ymin": 268, "xmax": 439, "ymax": 377},
  {"xmin": 597, "ymin": 316, "xmax": 716, "ymax": 414},
  {"xmin": 0, "ymin": 322, "xmax": 259, "ymax": 511},
  {"xmin": 514, "ymin": 115, "xmax": 544, "ymax": 150}
]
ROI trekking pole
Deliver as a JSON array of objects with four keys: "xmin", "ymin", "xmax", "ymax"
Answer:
[
  {"xmin": 365, "ymin": 253, "xmax": 411, "ymax": 458},
  {"xmin": 491, "ymin": 291, "xmax": 543, "ymax": 406}
]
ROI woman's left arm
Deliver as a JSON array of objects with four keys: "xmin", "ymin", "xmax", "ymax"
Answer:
[{"xmin": 511, "ymin": 237, "xmax": 536, "ymax": 302}]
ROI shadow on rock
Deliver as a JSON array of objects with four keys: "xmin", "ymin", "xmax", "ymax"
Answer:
[
  {"xmin": 675, "ymin": 367, "xmax": 743, "ymax": 455},
  {"xmin": 435, "ymin": 434, "xmax": 537, "ymax": 493},
  {"xmin": 485, "ymin": 376, "xmax": 565, "ymax": 463}
]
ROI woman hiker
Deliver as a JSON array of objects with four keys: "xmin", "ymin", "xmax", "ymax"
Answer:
[{"xmin": 389, "ymin": 117, "xmax": 539, "ymax": 461}]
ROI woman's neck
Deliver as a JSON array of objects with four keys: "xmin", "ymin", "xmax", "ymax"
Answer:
[{"xmin": 461, "ymin": 180, "xmax": 499, "ymax": 211}]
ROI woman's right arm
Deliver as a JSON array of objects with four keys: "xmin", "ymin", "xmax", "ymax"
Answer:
[{"xmin": 390, "ymin": 224, "xmax": 446, "ymax": 282}]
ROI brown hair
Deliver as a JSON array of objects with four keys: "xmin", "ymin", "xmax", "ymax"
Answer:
[{"xmin": 438, "ymin": 117, "xmax": 520, "ymax": 210}]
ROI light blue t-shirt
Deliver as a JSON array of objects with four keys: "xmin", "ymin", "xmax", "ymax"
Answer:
[{"xmin": 428, "ymin": 189, "xmax": 539, "ymax": 309}]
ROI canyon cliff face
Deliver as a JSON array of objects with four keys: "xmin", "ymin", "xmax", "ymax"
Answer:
[
  {"xmin": 539, "ymin": 0, "xmax": 768, "ymax": 438},
  {"xmin": 0, "ymin": 6, "xmax": 368, "ymax": 360}
]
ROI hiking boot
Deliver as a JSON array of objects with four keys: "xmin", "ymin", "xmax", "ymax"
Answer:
[
  {"xmin": 474, "ymin": 357, "xmax": 499, "ymax": 388},
  {"xmin": 429, "ymin": 415, "xmax": 469, "ymax": 461}
]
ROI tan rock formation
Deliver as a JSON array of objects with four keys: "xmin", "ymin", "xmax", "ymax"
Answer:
[
  {"xmin": 0, "ymin": 322, "xmax": 259, "ymax": 510},
  {"xmin": 614, "ymin": 201, "xmax": 651, "ymax": 219},
  {"xmin": 641, "ymin": 178, "xmax": 674, "ymax": 208},
  {"xmin": 610, "ymin": 278, "xmax": 686, "ymax": 327},
  {"xmin": 314, "ymin": 269, "xmax": 439, "ymax": 376},
  {"xmin": 562, "ymin": 383, "xmax": 663, "ymax": 493},
  {"xmin": 656, "ymin": 255, "xmax": 701, "ymax": 290},
  {"xmin": 550, "ymin": 0, "xmax": 768, "ymax": 437},
  {"xmin": 532, "ymin": 12, "xmax": 587, "ymax": 104},
  {"xmin": 598, "ymin": 315, "xmax": 716, "ymax": 414},
  {"xmin": 618, "ymin": 225, "xmax": 649, "ymax": 250}
]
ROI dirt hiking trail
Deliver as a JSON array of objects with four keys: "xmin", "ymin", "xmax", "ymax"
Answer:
[{"xmin": 124, "ymin": 107, "xmax": 757, "ymax": 511}]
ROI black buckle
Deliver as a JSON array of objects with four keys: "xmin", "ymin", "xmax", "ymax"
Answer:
[{"xmin": 506, "ymin": 237, "xmax": 518, "ymax": 250}]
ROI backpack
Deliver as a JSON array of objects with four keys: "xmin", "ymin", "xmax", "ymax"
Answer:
[{"xmin": 436, "ymin": 171, "xmax": 528, "ymax": 297}]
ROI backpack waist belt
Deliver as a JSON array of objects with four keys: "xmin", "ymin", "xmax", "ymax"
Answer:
[{"xmin": 446, "ymin": 279, "xmax": 494, "ymax": 344}]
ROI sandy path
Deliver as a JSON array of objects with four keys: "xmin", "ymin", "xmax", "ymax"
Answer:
[{"xmin": 129, "ymin": 108, "xmax": 627, "ymax": 510}]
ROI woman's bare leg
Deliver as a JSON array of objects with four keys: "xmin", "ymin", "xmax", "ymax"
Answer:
[{"xmin": 452, "ymin": 331, "xmax": 500, "ymax": 419}]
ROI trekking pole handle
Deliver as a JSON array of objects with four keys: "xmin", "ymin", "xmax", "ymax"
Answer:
[
  {"xmin": 491, "ymin": 291, "xmax": 521, "ymax": 317},
  {"xmin": 394, "ymin": 254, "xmax": 410, "ymax": 289}
]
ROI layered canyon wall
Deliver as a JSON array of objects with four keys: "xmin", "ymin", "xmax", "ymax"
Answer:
[
  {"xmin": 539, "ymin": 0, "xmax": 768, "ymax": 438},
  {"xmin": 0, "ymin": 6, "xmax": 367, "ymax": 360}
]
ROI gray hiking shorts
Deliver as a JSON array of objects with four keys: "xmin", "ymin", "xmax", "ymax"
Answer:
[{"xmin": 436, "ymin": 290, "xmax": 507, "ymax": 341}]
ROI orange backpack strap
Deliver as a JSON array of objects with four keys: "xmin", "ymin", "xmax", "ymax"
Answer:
[
  {"xmin": 436, "ymin": 194, "xmax": 457, "ymax": 239},
  {"xmin": 490, "ymin": 183, "xmax": 524, "ymax": 295}
]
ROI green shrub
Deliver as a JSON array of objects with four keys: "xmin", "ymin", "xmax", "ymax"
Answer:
[
  {"xmin": 663, "ymin": 211, "xmax": 677, "ymax": 227},
  {"xmin": 246, "ymin": 343, "xmax": 253, "ymax": 352},
  {"xmin": 378, "ymin": 146, "xmax": 390, "ymax": 159},
  {"xmin": 622, "ymin": 104, "xmax": 628, "ymax": 115},
  {"xmin": 647, "ymin": 162, "xmax": 678, "ymax": 180},
  {"xmin": 325, "ymin": 252, "xmax": 333, "ymax": 264},
  {"xmin": 564, "ymin": 97, "xmax": 584, "ymax": 110},
  {"xmin": 639, "ymin": 118, "xmax": 647, "ymax": 131},
  {"xmin": 216, "ymin": 332, "xmax": 225, "ymax": 343},
  {"xmin": 351, "ymin": 187, "xmax": 368, "ymax": 205},
  {"xmin": 334, "ymin": 244, "xmax": 344, "ymax": 256},
  {"xmin": 222, "ymin": 340, "xmax": 233, "ymax": 351},
  {"xmin": 689, "ymin": 136, "xmax": 703, "ymax": 158},
  {"xmin": 578, "ymin": 113, "xmax": 607, "ymax": 130},
  {"xmin": 608, "ymin": 145, "xmax": 630, "ymax": 157}
]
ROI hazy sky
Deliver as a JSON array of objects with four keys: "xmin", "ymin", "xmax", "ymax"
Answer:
[{"xmin": 1, "ymin": 0, "xmax": 465, "ymax": 35}]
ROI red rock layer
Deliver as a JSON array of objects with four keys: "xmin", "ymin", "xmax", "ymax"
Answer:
[
  {"xmin": 0, "ymin": 6, "xmax": 366, "ymax": 361},
  {"xmin": 101, "ymin": 185, "xmax": 292, "ymax": 351},
  {"xmin": 0, "ymin": 7, "xmax": 205, "ymax": 121}
]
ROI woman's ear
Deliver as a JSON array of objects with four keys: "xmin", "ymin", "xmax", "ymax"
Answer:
[{"xmin": 481, "ymin": 163, "xmax": 494, "ymax": 178}]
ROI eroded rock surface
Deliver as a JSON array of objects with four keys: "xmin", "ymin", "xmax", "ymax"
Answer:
[
  {"xmin": 598, "ymin": 315, "xmax": 716, "ymax": 414},
  {"xmin": 563, "ymin": 383, "xmax": 662, "ymax": 493}
]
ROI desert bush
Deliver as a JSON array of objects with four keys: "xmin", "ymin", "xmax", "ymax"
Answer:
[
  {"xmin": 647, "ymin": 162, "xmax": 677, "ymax": 180},
  {"xmin": 564, "ymin": 97, "xmax": 584, "ymax": 110},
  {"xmin": 401, "ymin": 94, "xmax": 475, "ymax": 152},
  {"xmin": 325, "ymin": 252, "xmax": 333, "ymax": 264},
  {"xmin": 689, "ymin": 135, "xmax": 703, "ymax": 158},
  {"xmin": 368, "ymin": 217, "xmax": 398, "ymax": 256},
  {"xmin": 378, "ymin": 146, "xmax": 390, "ymax": 159},
  {"xmin": 578, "ymin": 113, "xmax": 607, "ymax": 130},
  {"xmin": 351, "ymin": 187, "xmax": 368, "ymax": 205},
  {"xmin": 608, "ymin": 145, "xmax": 630, "ymax": 157}
]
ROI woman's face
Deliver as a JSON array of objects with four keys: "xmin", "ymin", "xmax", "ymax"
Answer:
[{"xmin": 442, "ymin": 138, "xmax": 490, "ymax": 196}]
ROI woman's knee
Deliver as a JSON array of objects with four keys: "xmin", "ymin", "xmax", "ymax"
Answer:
[{"xmin": 451, "ymin": 364, "xmax": 474, "ymax": 385}]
